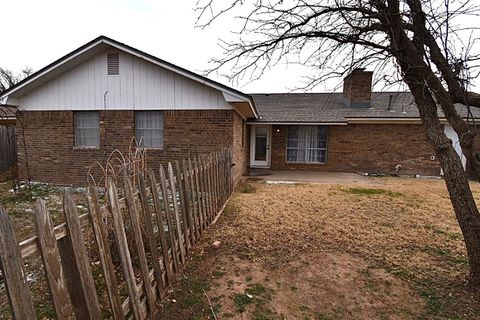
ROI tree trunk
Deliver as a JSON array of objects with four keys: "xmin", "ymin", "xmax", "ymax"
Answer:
[
  {"xmin": 402, "ymin": 66, "xmax": 480, "ymax": 287},
  {"xmin": 441, "ymin": 149, "xmax": 480, "ymax": 286},
  {"xmin": 380, "ymin": 0, "xmax": 480, "ymax": 286}
]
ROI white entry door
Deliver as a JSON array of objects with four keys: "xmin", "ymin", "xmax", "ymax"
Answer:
[{"xmin": 250, "ymin": 125, "xmax": 271, "ymax": 167}]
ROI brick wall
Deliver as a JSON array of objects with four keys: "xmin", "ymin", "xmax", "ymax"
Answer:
[
  {"xmin": 232, "ymin": 112, "xmax": 249, "ymax": 183},
  {"xmin": 269, "ymin": 124, "xmax": 441, "ymax": 176},
  {"xmin": 17, "ymin": 110, "xmax": 247, "ymax": 185},
  {"xmin": 343, "ymin": 69, "xmax": 373, "ymax": 107}
]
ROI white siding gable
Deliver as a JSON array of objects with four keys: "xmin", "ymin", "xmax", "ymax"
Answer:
[{"xmin": 18, "ymin": 51, "xmax": 232, "ymax": 111}]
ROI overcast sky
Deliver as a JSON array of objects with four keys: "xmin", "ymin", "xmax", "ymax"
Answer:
[{"xmin": 1, "ymin": 0, "xmax": 478, "ymax": 93}]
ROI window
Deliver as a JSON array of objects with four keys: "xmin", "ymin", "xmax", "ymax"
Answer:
[
  {"xmin": 286, "ymin": 126, "xmax": 327, "ymax": 163},
  {"xmin": 135, "ymin": 111, "xmax": 164, "ymax": 148},
  {"xmin": 75, "ymin": 112, "xmax": 100, "ymax": 147}
]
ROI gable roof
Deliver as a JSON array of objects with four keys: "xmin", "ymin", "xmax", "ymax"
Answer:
[
  {"xmin": 250, "ymin": 92, "xmax": 480, "ymax": 123},
  {"xmin": 0, "ymin": 36, "xmax": 258, "ymax": 117}
]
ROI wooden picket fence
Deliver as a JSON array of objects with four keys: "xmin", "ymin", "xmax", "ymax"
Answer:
[{"xmin": 0, "ymin": 149, "xmax": 233, "ymax": 319}]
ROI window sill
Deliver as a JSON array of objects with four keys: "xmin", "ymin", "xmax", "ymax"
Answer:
[
  {"xmin": 285, "ymin": 161, "xmax": 327, "ymax": 165},
  {"xmin": 73, "ymin": 146, "xmax": 100, "ymax": 150}
]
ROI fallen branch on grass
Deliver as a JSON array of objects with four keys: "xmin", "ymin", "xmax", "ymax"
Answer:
[{"xmin": 203, "ymin": 289, "xmax": 218, "ymax": 320}]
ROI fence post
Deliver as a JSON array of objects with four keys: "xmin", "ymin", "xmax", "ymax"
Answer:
[
  {"xmin": 175, "ymin": 160, "xmax": 191, "ymax": 251},
  {"xmin": 107, "ymin": 178, "xmax": 143, "ymax": 320},
  {"xmin": 218, "ymin": 151, "xmax": 224, "ymax": 204},
  {"xmin": 148, "ymin": 168, "xmax": 175, "ymax": 285},
  {"xmin": 59, "ymin": 192, "xmax": 102, "ymax": 319},
  {"xmin": 198, "ymin": 156, "xmax": 208, "ymax": 225},
  {"xmin": 188, "ymin": 158, "xmax": 201, "ymax": 240},
  {"xmin": 167, "ymin": 162, "xmax": 186, "ymax": 265},
  {"xmin": 159, "ymin": 165, "xmax": 181, "ymax": 273},
  {"xmin": 205, "ymin": 155, "xmax": 214, "ymax": 224},
  {"xmin": 124, "ymin": 176, "xmax": 156, "ymax": 312},
  {"xmin": 137, "ymin": 173, "xmax": 166, "ymax": 297},
  {"xmin": 183, "ymin": 159, "xmax": 196, "ymax": 245},
  {"xmin": 228, "ymin": 148, "xmax": 234, "ymax": 194},
  {"xmin": 221, "ymin": 149, "xmax": 227, "ymax": 202},
  {"xmin": 86, "ymin": 186, "xmax": 124, "ymax": 320},
  {"xmin": 34, "ymin": 199, "xmax": 75, "ymax": 319},
  {"xmin": 214, "ymin": 152, "xmax": 221, "ymax": 213},
  {"xmin": 0, "ymin": 208, "xmax": 36, "ymax": 319},
  {"xmin": 210, "ymin": 154, "xmax": 217, "ymax": 215},
  {"xmin": 193, "ymin": 156, "xmax": 206, "ymax": 232},
  {"xmin": 199, "ymin": 156, "xmax": 210, "ymax": 226}
]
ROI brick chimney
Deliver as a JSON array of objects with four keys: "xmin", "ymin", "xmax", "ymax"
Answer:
[{"xmin": 343, "ymin": 68, "xmax": 373, "ymax": 108}]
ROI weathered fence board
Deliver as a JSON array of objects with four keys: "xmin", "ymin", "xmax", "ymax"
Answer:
[
  {"xmin": 175, "ymin": 160, "xmax": 191, "ymax": 252},
  {"xmin": 1, "ymin": 148, "xmax": 234, "ymax": 319},
  {"xmin": 86, "ymin": 186, "xmax": 124, "ymax": 320},
  {"xmin": 137, "ymin": 173, "xmax": 166, "ymax": 297},
  {"xmin": 107, "ymin": 179, "xmax": 143, "ymax": 320},
  {"xmin": 206, "ymin": 156, "xmax": 213, "ymax": 220},
  {"xmin": 60, "ymin": 192, "xmax": 102, "ymax": 319},
  {"xmin": 159, "ymin": 165, "xmax": 181, "ymax": 274},
  {"xmin": 194, "ymin": 156, "xmax": 206, "ymax": 232},
  {"xmin": 148, "ymin": 168, "xmax": 175, "ymax": 285},
  {"xmin": 182, "ymin": 159, "xmax": 196, "ymax": 246},
  {"xmin": 34, "ymin": 199, "xmax": 75, "ymax": 319},
  {"xmin": 188, "ymin": 158, "xmax": 201, "ymax": 240},
  {"xmin": 202, "ymin": 156, "xmax": 211, "ymax": 224},
  {"xmin": 0, "ymin": 209, "xmax": 36, "ymax": 319},
  {"xmin": 168, "ymin": 162, "xmax": 186, "ymax": 266},
  {"xmin": 124, "ymin": 177, "xmax": 156, "ymax": 312}
]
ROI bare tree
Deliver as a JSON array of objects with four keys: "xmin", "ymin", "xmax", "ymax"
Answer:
[
  {"xmin": 0, "ymin": 67, "xmax": 33, "ymax": 93},
  {"xmin": 196, "ymin": 0, "xmax": 480, "ymax": 286}
]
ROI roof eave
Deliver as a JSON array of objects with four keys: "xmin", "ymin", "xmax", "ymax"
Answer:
[{"xmin": 246, "ymin": 121, "xmax": 347, "ymax": 125}]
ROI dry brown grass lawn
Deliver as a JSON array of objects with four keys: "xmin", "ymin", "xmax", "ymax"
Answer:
[{"xmin": 157, "ymin": 178, "xmax": 480, "ymax": 320}]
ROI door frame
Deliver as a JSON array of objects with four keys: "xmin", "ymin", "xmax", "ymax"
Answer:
[{"xmin": 250, "ymin": 124, "xmax": 272, "ymax": 168}]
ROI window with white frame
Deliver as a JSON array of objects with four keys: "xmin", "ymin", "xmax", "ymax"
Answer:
[
  {"xmin": 74, "ymin": 112, "xmax": 100, "ymax": 147},
  {"xmin": 286, "ymin": 126, "xmax": 327, "ymax": 163},
  {"xmin": 135, "ymin": 111, "xmax": 164, "ymax": 148}
]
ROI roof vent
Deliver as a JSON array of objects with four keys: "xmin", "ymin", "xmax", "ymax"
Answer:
[{"xmin": 107, "ymin": 53, "xmax": 119, "ymax": 75}]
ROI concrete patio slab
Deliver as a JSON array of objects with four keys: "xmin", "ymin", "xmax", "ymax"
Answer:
[{"xmin": 246, "ymin": 169, "xmax": 378, "ymax": 185}]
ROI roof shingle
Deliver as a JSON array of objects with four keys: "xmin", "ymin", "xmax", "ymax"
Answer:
[{"xmin": 250, "ymin": 92, "xmax": 480, "ymax": 122}]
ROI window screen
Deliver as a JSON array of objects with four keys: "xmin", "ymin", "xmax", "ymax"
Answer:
[
  {"xmin": 75, "ymin": 112, "xmax": 100, "ymax": 147},
  {"xmin": 135, "ymin": 111, "xmax": 164, "ymax": 148},
  {"xmin": 286, "ymin": 126, "xmax": 327, "ymax": 163}
]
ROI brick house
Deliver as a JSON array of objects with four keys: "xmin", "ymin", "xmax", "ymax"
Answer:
[
  {"xmin": 0, "ymin": 36, "xmax": 257, "ymax": 186},
  {"xmin": 0, "ymin": 36, "xmax": 476, "ymax": 186},
  {"xmin": 248, "ymin": 70, "xmax": 476, "ymax": 177}
]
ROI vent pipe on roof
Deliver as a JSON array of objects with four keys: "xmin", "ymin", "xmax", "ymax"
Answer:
[
  {"xmin": 387, "ymin": 94, "xmax": 394, "ymax": 111},
  {"xmin": 343, "ymin": 68, "xmax": 373, "ymax": 108}
]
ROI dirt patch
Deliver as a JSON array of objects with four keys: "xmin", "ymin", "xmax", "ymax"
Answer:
[
  {"xmin": 154, "ymin": 178, "xmax": 480, "ymax": 319},
  {"xmin": 202, "ymin": 252, "xmax": 423, "ymax": 320}
]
